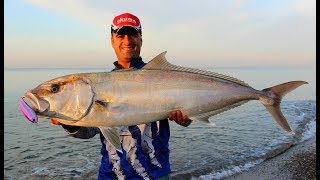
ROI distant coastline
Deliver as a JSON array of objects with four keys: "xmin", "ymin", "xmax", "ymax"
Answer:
[
  {"xmin": 4, "ymin": 66, "xmax": 314, "ymax": 70},
  {"xmin": 4, "ymin": 67, "xmax": 108, "ymax": 71}
]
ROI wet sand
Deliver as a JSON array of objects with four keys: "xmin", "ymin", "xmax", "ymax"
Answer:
[{"xmin": 225, "ymin": 136, "xmax": 316, "ymax": 180}]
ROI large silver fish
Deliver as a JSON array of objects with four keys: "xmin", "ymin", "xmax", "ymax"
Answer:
[{"xmin": 20, "ymin": 51, "xmax": 307, "ymax": 151}]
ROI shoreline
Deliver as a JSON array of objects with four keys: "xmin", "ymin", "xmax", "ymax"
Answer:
[{"xmin": 225, "ymin": 135, "xmax": 316, "ymax": 180}]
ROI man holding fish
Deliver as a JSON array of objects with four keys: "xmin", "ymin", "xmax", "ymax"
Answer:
[
  {"xmin": 52, "ymin": 12, "xmax": 191, "ymax": 180},
  {"xmin": 20, "ymin": 11, "xmax": 306, "ymax": 180}
]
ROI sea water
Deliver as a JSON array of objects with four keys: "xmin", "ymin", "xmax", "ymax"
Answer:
[{"xmin": 4, "ymin": 67, "xmax": 316, "ymax": 180}]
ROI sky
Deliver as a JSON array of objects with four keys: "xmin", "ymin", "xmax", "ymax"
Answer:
[{"xmin": 4, "ymin": 0, "xmax": 316, "ymax": 68}]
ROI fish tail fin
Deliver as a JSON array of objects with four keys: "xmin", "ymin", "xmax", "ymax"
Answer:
[{"xmin": 261, "ymin": 81, "xmax": 308, "ymax": 135}]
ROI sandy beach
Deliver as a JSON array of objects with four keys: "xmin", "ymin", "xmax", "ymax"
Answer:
[
  {"xmin": 225, "ymin": 136, "xmax": 316, "ymax": 180},
  {"xmin": 68, "ymin": 136, "xmax": 317, "ymax": 180}
]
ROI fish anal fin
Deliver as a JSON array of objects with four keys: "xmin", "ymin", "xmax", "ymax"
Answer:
[
  {"xmin": 190, "ymin": 100, "xmax": 249, "ymax": 123},
  {"xmin": 99, "ymin": 127, "xmax": 123, "ymax": 153},
  {"xmin": 189, "ymin": 116, "xmax": 210, "ymax": 123}
]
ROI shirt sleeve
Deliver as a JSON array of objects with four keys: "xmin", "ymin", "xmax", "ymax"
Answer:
[{"xmin": 61, "ymin": 124, "xmax": 100, "ymax": 139}]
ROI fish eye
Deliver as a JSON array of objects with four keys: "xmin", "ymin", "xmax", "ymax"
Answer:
[{"xmin": 51, "ymin": 84, "xmax": 60, "ymax": 93}]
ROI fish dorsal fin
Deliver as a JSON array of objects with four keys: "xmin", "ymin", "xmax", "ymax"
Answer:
[
  {"xmin": 143, "ymin": 51, "xmax": 251, "ymax": 87},
  {"xmin": 99, "ymin": 127, "xmax": 123, "ymax": 153}
]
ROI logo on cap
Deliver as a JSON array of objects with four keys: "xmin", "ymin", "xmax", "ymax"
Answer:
[{"xmin": 111, "ymin": 13, "xmax": 141, "ymax": 33}]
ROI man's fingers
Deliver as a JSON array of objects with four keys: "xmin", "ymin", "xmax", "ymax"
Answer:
[
  {"xmin": 182, "ymin": 114, "xmax": 188, "ymax": 121},
  {"xmin": 176, "ymin": 110, "xmax": 182, "ymax": 123},
  {"xmin": 171, "ymin": 111, "xmax": 177, "ymax": 121}
]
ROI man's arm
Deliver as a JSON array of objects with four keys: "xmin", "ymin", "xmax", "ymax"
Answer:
[{"xmin": 51, "ymin": 119, "xmax": 100, "ymax": 139}]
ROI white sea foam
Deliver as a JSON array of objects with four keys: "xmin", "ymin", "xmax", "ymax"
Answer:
[
  {"xmin": 293, "ymin": 101, "xmax": 316, "ymax": 142},
  {"xmin": 31, "ymin": 167, "xmax": 56, "ymax": 176},
  {"xmin": 300, "ymin": 118, "xmax": 316, "ymax": 142},
  {"xmin": 19, "ymin": 155, "xmax": 95, "ymax": 179},
  {"xmin": 18, "ymin": 166, "xmax": 57, "ymax": 179},
  {"xmin": 193, "ymin": 101, "xmax": 316, "ymax": 180},
  {"xmin": 194, "ymin": 159, "xmax": 264, "ymax": 180},
  {"xmin": 56, "ymin": 155, "xmax": 95, "ymax": 176}
]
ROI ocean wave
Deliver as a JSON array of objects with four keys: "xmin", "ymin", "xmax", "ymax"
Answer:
[
  {"xmin": 194, "ymin": 159, "xmax": 264, "ymax": 180},
  {"xmin": 300, "ymin": 118, "xmax": 316, "ymax": 142},
  {"xmin": 173, "ymin": 100, "xmax": 316, "ymax": 180},
  {"xmin": 5, "ymin": 100, "xmax": 316, "ymax": 179}
]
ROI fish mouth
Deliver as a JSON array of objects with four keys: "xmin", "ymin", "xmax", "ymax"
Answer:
[
  {"xmin": 19, "ymin": 92, "xmax": 49, "ymax": 124},
  {"xmin": 21, "ymin": 92, "xmax": 81, "ymax": 123},
  {"xmin": 23, "ymin": 92, "xmax": 50, "ymax": 113}
]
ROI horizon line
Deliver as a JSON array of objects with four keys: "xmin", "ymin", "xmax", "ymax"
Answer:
[{"xmin": 4, "ymin": 65, "xmax": 314, "ymax": 70}]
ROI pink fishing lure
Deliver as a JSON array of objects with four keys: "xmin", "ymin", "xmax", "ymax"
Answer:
[{"xmin": 19, "ymin": 98, "xmax": 38, "ymax": 123}]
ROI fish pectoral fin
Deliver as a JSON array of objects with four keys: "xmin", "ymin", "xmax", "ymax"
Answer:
[
  {"xmin": 95, "ymin": 101, "xmax": 130, "ymax": 112},
  {"xmin": 99, "ymin": 127, "xmax": 123, "ymax": 153},
  {"xmin": 95, "ymin": 100, "xmax": 109, "ymax": 108}
]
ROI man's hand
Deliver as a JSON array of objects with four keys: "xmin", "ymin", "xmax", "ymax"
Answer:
[{"xmin": 168, "ymin": 110, "xmax": 192, "ymax": 127}]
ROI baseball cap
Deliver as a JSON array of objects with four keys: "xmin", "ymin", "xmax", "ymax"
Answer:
[{"xmin": 111, "ymin": 13, "xmax": 142, "ymax": 34}]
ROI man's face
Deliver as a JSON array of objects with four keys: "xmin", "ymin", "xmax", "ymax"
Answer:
[{"xmin": 111, "ymin": 27, "xmax": 142, "ymax": 61}]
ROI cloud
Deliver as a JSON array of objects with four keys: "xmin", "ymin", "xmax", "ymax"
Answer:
[{"xmin": 6, "ymin": 0, "xmax": 316, "ymax": 68}]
